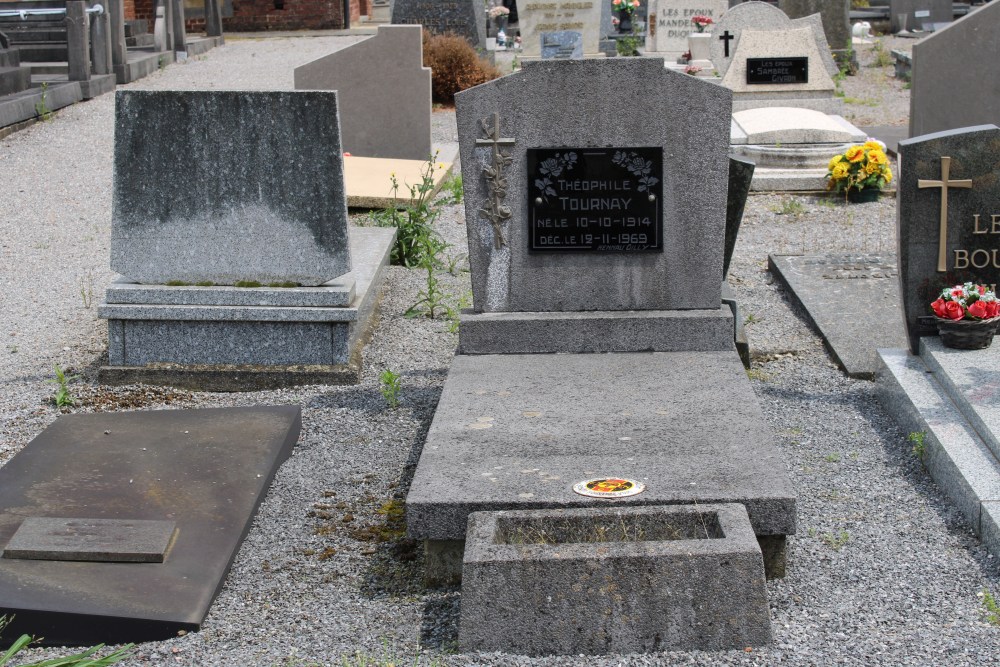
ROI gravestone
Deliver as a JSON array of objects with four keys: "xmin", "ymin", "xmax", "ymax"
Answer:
[
  {"xmin": 518, "ymin": 0, "xmax": 603, "ymax": 60},
  {"xmin": 890, "ymin": 0, "xmax": 951, "ymax": 32},
  {"xmin": 910, "ymin": 2, "xmax": 1000, "ymax": 137},
  {"xmin": 391, "ymin": 0, "xmax": 486, "ymax": 48},
  {"xmin": 710, "ymin": 1, "xmax": 838, "ymax": 81},
  {"xmin": 99, "ymin": 90, "xmax": 395, "ymax": 389},
  {"xmin": 896, "ymin": 124, "xmax": 1000, "ymax": 353},
  {"xmin": 0, "ymin": 407, "xmax": 301, "ymax": 645},
  {"xmin": 646, "ymin": 0, "xmax": 728, "ymax": 58},
  {"xmin": 294, "ymin": 25, "xmax": 431, "ymax": 161},
  {"xmin": 778, "ymin": 0, "xmax": 852, "ymax": 62},
  {"xmin": 407, "ymin": 60, "xmax": 796, "ymax": 652}
]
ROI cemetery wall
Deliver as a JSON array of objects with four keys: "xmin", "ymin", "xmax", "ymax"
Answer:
[{"xmin": 130, "ymin": 0, "xmax": 356, "ymax": 31}]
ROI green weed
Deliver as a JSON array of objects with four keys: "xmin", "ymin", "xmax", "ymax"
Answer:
[
  {"xmin": 379, "ymin": 369, "xmax": 402, "ymax": 408},
  {"xmin": 981, "ymin": 589, "xmax": 1000, "ymax": 626},
  {"xmin": 870, "ymin": 39, "xmax": 893, "ymax": 68},
  {"xmin": 34, "ymin": 82, "xmax": 51, "ymax": 121},
  {"xmin": 366, "ymin": 156, "xmax": 448, "ymax": 268},
  {"xmin": 79, "ymin": 272, "xmax": 94, "ymax": 309},
  {"xmin": 824, "ymin": 453, "xmax": 842, "ymax": 463},
  {"xmin": 744, "ymin": 313, "xmax": 762, "ymax": 326},
  {"xmin": 909, "ymin": 431, "xmax": 927, "ymax": 460},
  {"xmin": 0, "ymin": 615, "xmax": 133, "ymax": 666},
  {"xmin": 48, "ymin": 365, "xmax": 79, "ymax": 408},
  {"xmin": 771, "ymin": 198, "xmax": 806, "ymax": 216},
  {"xmin": 439, "ymin": 173, "xmax": 463, "ymax": 204},
  {"xmin": 821, "ymin": 530, "xmax": 850, "ymax": 550}
]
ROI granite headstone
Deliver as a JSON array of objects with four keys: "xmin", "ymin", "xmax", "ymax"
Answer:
[
  {"xmin": 647, "ymin": 0, "xmax": 728, "ymax": 57},
  {"xmin": 710, "ymin": 1, "xmax": 837, "ymax": 79},
  {"xmin": 391, "ymin": 0, "xmax": 486, "ymax": 48},
  {"xmin": 110, "ymin": 90, "xmax": 351, "ymax": 286},
  {"xmin": 778, "ymin": 0, "xmax": 851, "ymax": 52},
  {"xmin": 293, "ymin": 25, "xmax": 431, "ymax": 160},
  {"xmin": 897, "ymin": 124, "xmax": 1000, "ymax": 353},
  {"xmin": 519, "ymin": 0, "xmax": 603, "ymax": 59},
  {"xmin": 910, "ymin": 2, "xmax": 1000, "ymax": 137},
  {"xmin": 455, "ymin": 58, "xmax": 733, "ymax": 312},
  {"xmin": 889, "ymin": 0, "xmax": 951, "ymax": 33}
]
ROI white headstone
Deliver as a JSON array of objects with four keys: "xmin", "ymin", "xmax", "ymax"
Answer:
[
  {"xmin": 647, "ymin": 0, "xmax": 728, "ymax": 56},
  {"xmin": 518, "ymin": 0, "xmax": 604, "ymax": 59}
]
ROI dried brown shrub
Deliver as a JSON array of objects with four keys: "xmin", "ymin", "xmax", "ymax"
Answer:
[{"xmin": 422, "ymin": 30, "xmax": 503, "ymax": 105}]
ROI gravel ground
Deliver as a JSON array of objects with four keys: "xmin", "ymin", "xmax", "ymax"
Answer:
[{"xmin": 4, "ymin": 33, "xmax": 1000, "ymax": 667}]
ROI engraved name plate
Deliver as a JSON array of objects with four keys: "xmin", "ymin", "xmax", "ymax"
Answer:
[
  {"xmin": 527, "ymin": 147, "xmax": 663, "ymax": 252},
  {"xmin": 746, "ymin": 57, "xmax": 809, "ymax": 85}
]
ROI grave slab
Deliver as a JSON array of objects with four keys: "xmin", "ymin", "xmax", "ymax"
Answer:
[
  {"xmin": 0, "ymin": 406, "xmax": 301, "ymax": 646},
  {"xmin": 769, "ymin": 254, "xmax": 908, "ymax": 378},
  {"xmin": 460, "ymin": 504, "xmax": 772, "ymax": 655},
  {"xmin": 406, "ymin": 352, "xmax": 796, "ymax": 543},
  {"xmin": 343, "ymin": 148, "xmax": 457, "ymax": 209}
]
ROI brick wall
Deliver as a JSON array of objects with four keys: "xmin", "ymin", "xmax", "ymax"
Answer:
[{"xmin": 132, "ymin": 0, "xmax": 349, "ymax": 32}]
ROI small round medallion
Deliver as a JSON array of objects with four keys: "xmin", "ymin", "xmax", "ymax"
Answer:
[{"xmin": 572, "ymin": 477, "xmax": 645, "ymax": 499}]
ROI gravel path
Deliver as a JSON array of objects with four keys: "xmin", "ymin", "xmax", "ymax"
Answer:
[{"xmin": 4, "ymin": 33, "xmax": 1000, "ymax": 667}]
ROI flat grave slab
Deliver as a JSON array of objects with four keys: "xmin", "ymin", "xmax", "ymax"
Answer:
[
  {"xmin": 344, "ymin": 148, "xmax": 456, "ymax": 209},
  {"xmin": 769, "ymin": 254, "xmax": 908, "ymax": 378},
  {"xmin": 0, "ymin": 406, "xmax": 301, "ymax": 646},
  {"xmin": 406, "ymin": 351, "xmax": 796, "ymax": 543}
]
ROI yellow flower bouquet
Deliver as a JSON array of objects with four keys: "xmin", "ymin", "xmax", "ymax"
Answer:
[{"xmin": 826, "ymin": 140, "xmax": 893, "ymax": 198}]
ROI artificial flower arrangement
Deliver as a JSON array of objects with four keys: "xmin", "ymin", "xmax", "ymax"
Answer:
[
  {"xmin": 487, "ymin": 5, "xmax": 510, "ymax": 19},
  {"xmin": 691, "ymin": 15, "xmax": 713, "ymax": 32},
  {"xmin": 826, "ymin": 139, "xmax": 893, "ymax": 195},
  {"xmin": 931, "ymin": 283, "xmax": 1000, "ymax": 321},
  {"xmin": 612, "ymin": 0, "xmax": 641, "ymax": 14}
]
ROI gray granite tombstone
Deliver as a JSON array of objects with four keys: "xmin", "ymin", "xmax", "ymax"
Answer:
[
  {"xmin": 910, "ymin": 2, "xmax": 1000, "ymax": 137},
  {"xmin": 110, "ymin": 90, "xmax": 351, "ymax": 286},
  {"xmin": 456, "ymin": 58, "xmax": 731, "ymax": 313},
  {"xmin": 391, "ymin": 0, "xmax": 486, "ymax": 48},
  {"xmin": 897, "ymin": 124, "xmax": 1000, "ymax": 353},
  {"xmin": 778, "ymin": 0, "xmax": 851, "ymax": 60},
  {"xmin": 889, "ymin": 0, "xmax": 951, "ymax": 32},
  {"xmin": 294, "ymin": 25, "xmax": 431, "ymax": 160}
]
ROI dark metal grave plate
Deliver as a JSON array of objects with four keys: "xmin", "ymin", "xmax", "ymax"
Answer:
[
  {"xmin": 527, "ymin": 147, "xmax": 662, "ymax": 252},
  {"xmin": 3, "ymin": 517, "xmax": 176, "ymax": 563},
  {"xmin": 746, "ymin": 57, "xmax": 808, "ymax": 85},
  {"xmin": 0, "ymin": 406, "xmax": 301, "ymax": 647}
]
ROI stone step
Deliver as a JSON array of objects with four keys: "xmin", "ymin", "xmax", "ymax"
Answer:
[
  {"xmin": 876, "ymin": 347, "xmax": 1000, "ymax": 558},
  {"xmin": 0, "ymin": 65, "xmax": 30, "ymax": 96},
  {"xmin": 11, "ymin": 43, "xmax": 67, "ymax": 63},
  {"xmin": 0, "ymin": 47, "xmax": 19, "ymax": 68},
  {"xmin": 126, "ymin": 33, "xmax": 155, "ymax": 48},
  {"xmin": 0, "ymin": 80, "xmax": 82, "ymax": 129},
  {"xmin": 4, "ymin": 28, "xmax": 67, "ymax": 43}
]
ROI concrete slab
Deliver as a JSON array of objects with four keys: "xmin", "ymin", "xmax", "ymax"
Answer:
[
  {"xmin": 406, "ymin": 351, "xmax": 796, "ymax": 543},
  {"xmin": 769, "ymin": 254, "xmax": 909, "ymax": 378},
  {"xmin": 344, "ymin": 145, "xmax": 457, "ymax": 209},
  {"xmin": 876, "ymin": 348, "xmax": 1000, "ymax": 549},
  {"xmin": 0, "ymin": 406, "xmax": 301, "ymax": 646},
  {"xmin": 3, "ymin": 517, "xmax": 176, "ymax": 563}
]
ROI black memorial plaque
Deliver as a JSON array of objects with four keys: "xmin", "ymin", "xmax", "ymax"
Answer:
[
  {"xmin": 528, "ymin": 147, "xmax": 662, "ymax": 252},
  {"xmin": 746, "ymin": 57, "xmax": 809, "ymax": 85}
]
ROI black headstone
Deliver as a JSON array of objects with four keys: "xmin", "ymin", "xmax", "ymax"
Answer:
[
  {"xmin": 391, "ymin": 0, "xmax": 486, "ymax": 48},
  {"xmin": 897, "ymin": 124, "xmax": 1000, "ymax": 353}
]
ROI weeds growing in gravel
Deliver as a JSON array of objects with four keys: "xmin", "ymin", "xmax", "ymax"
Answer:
[
  {"xmin": 439, "ymin": 173, "xmax": 463, "ymax": 205},
  {"xmin": 744, "ymin": 313, "xmax": 762, "ymax": 326},
  {"xmin": 48, "ymin": 365, "xmax": 79, "ymax": 408},
  {"xmin": 366, "ymin": 157, "xmax": 448, "ymax": 268},
  {"xmin": 771, "ymin": 199, "xmax": 806, "ymax": 216},
  {"xmin": 34, "ymin": 82, "xmax": 51, "ymax": 121},
  {"xmin": 824, "ymin": 453, "xmax": 842, "ymax": 463},
  {"xmin": 980, "ymin": 589, "xmax": 1000, "ymax": 626},
  {"xmin": 379, "ymin": 370, "xmax": 402, "ymax": 408},
  {"xmin": 821, "ymin": 530, "xmax": 850, "ymax": 551},
  {"xmin": 909, "ymin": 431, "xmax": 927, "ymax": 463},
  {"xmin": 870, "ymin": 39, "xmax": 893, "ymax": 68},
  {"xmin": 79, "ymin": 272, "xmax": 95, "ymax": 309},
  {"xmin": 0, "ymin": 615, "xmax": 133, "ymax": 666}
]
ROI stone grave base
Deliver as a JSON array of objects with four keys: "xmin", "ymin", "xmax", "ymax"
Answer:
[
  {"xmin": 731, "ymin": 108, "xmax": 866, "ymax": 192},
  {"xmin": 184, "ymin": 35, "xmax": 223, "ymax": 57},
  {"xmin": 406, "ymin": 351, "xmax": 796, "ymax": 582},
  {"xmin": 344, "ymin": 144, "xmax": 458, "ymax": 209},
  {"xmin": 877, "ymin": 340, "xmax": 1000, "ymax": 558},
  {"xmin": 459, "ymin": 504, "xmax": 772, "ymax": 655},
  {"xmin": 0, "ymin": 406, "xmax": 301, "ymax": 646},
  {"xmin": 116, "ymin": 48, "xmax": 175, "ymax": 85},
  {"xmin": 769, "ymin": 254, "xmax": 908, "ymax": 378},
  {"xmin": 0, "ymin": 80, "xmax": 81, "ymax": 129},
  {"xmin": 98, "ymin": 227, "xmax": 394, "ymax": 391},
  {"xmin": 731, "ymin": 93, "xmax": 844, "ymax": 115}
]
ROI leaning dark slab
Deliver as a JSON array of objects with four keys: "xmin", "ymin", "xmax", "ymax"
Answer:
[
  {"xmin": 0, "ymin": 406, "xmax": 300, "ymax": 647},
  {"xmin": 769, "ymin": 253, "xmax": 909, "ymax": 378}
]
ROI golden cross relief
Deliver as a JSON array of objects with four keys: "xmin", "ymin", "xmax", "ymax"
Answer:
[{"xmin": 918, "ymin": 156, "xmax": 973, "ymax": 272}]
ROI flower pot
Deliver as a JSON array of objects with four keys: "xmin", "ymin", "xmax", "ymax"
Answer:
[
  {"xmin": 617, "ymin": 9, "xmax": 633, "ymax": 33},
  {"xmin": 847, "ymin": 187, "xmax": 880, "ymax": 203},
  {"xmin": 935, "ymin": 317, "xmax": 1000, "ymax": 349}
]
